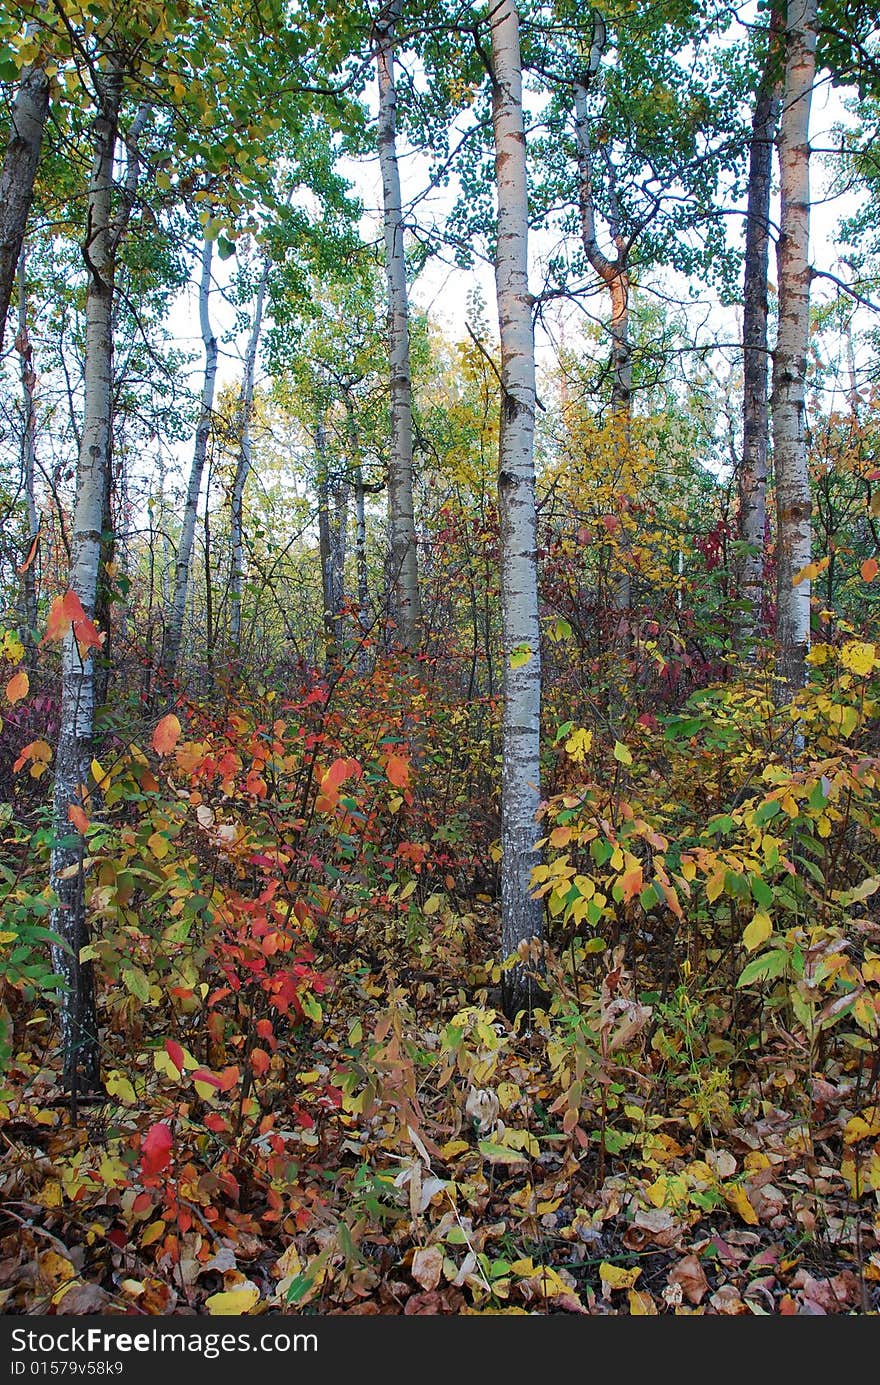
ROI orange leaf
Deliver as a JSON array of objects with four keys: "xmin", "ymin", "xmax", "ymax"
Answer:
[
  {"xmin": 73, "ymin": 615, "xmax": 103, "ymax": 654},
  {"xmin": 17, "ymin": 527, "xmax": 40, "ymax": 576},
  {"xmin": 152, "ymin": 713, "xmax": 181, "ymax": 756},
  {"xmin": 861, "ymin": 557, "xmax": 879, "ymax": 583},
  {"xmin": 386, "ymin": 753, "xmax": 410, "ymax": 788},
  {"xmin": 67, "ymin": 804, "xmax": 90, "ymax": 833},
  {"xmin": 250, "ymin": 1048, "xmax": 270, "ymax": 1077},
  {"xmin": 41, "ymin": 590, "xmax": 87, "ymax": 646},
  {"xmin": 5, "ymin": 670, "xmax": 28, "ymax": 704}
]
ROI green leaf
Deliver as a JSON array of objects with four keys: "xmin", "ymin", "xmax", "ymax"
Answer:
[
  {"xmin": 478, "ymin": 1140, "xmax": 527, "ymax": 1164},
  {"xmin": 122, "ymin": 967, "xmax": 151, "ymax": 1004},
  {"xmin": 613, "ymin": 741, "xmax": 633, "ymax": 766},
  {"xmin": 737, "ymin": 949, "xmax": 788, "ymax": 987}
]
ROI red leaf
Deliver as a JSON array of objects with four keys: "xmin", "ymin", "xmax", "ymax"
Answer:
[
  {"xmin": 152, "ymin": 713, "xmax": 181, "ymax": 756},
  {"xmin": 386, "ymin": 753, "xmax": 410, "ymax": 788},
  {"xmin": 191, "ymin": 1067, "xmax": 222, "ymax": 1089},
  {"xmin": 140, "ymin": 1122, "xmax": 172, "ymax": 1179},
  {"xmin": 250, "ymin": 1048, "xmax": 270, "ymax": 1077},
  {"xmin": 164, "ymin": 1039, "xmax": 185, "ymax": 1074}
]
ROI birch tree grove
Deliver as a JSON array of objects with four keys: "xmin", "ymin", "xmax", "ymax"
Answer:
[
  {"xmin": 374, "ymin": 0, "xmax": 421, "ymax": 653},
  {"xmin": 490, "ymin": 0, "xmax": 544, "ymax": 1020},
  {"xmin": 772, "ymin": 0, "xmax": 818, "ymax": 698},
  {"xmin": 49, "ymin": 65, "xmax": 124, "ymax": 1096}
]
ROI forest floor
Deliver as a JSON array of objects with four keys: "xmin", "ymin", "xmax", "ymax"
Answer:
[{"xmin": 0, "ymin": 898, "xmax": 878, "ymax": 1316}]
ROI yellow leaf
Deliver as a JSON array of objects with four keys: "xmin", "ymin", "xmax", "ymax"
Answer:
[
  {"xmin": 140, "ymin": 1220, "xmax": 166, "ymax": 1247},
  {"xmin": 743, "ymin": 909, "xmax": 772, "ymax": 952},
  {"xmin": 723, "ymin": 1183, "xmax": 759, "ymax": 1225},
  {"xmin": 792, "ymin": 556, "xmax": 829, "ymax": 586},
  {"xmin": 628, "ymin": 1288, "xmax": 658, "ymax": 1315},
  {"xmin": 706, "ymin": 868, "xmax": 726, "ymax": 903},
  {"xmin": 105, "ymin": 1072, "xmax": 136, "ymax": 1105},
  {"xmin": 423, "ymin": 893, "xmax": 442, "ymax": 915},
  {"xmin": 206, "ymin": 1286, "xmax": 260, "ymax": 1315},
  {"xmin": 509, "ymin": 644, "xmax": 532, "ymax": 669},
  {"xmin": 599, "ymin": 1262, "xmax": 641, "ymax": 1292},
  {"xmin": 613, "ymin": 740, "xmax": 633, "ymax": 766},
  {"xmin": 840, "ymin": 640, "xmax": 876, "ymax": 677}
]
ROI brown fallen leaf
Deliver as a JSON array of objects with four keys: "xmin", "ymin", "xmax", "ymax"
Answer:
[
  {"xmin": 411, "ymin": 1246, "xmax": 444, "ymax": 1292},
  {"xmin": 53, "ymin": 1281, "xmax": 111, "ymax": 1314},
  {"xmin": 668, "ymin": 1254, "xmax": 709, "ymax": 1305},
  {"xmin": 709, "ymin": 1285, "xmax": 747, "ymax": 1315}
]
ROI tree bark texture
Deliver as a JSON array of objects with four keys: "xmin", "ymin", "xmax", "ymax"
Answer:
[
  {"xmin": 490, "ymin": 0, "xmax": 544, "ymax": 1021},
  {"xmin": 230, "ymin": 259, "xmax": 268, "ymax": 649},
  {"xmin": 737, "ymin": 6, "xmax": 782, "ymax": 648},
  {"xmin": 375, "ymin": 0, "xmax": 421, "ymax": 652},
  {"xmin": 49, "ymin": 68, "xmax": 123, "ymax": 1096},
  {"xmin": 0, "ymin": 62, "xmax": 50, "ymax": 350},
  {"xmin": 772, "ymin": 0, "xmax": 817, "ymax": 699},
  {"xmin": 164, "ymin": 238, "xmax": 218, "ymax": 684}
]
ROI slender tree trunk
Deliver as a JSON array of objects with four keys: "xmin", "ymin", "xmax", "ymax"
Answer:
[
  {"xmin": 572, "ymin": 17, "xmax": 631, "ymax": 425},
  {"xmin": 374, "ymin": 0, "xmax": 421, "ymax": 652},
  {"xmin": 772, "ymin": 0, "xmax": 817, "ymax": 698},
  {"xmin": 490, "ymin": 0, "xmax": 544, "ymax": 1020},
  {"xmin": 164, "ymin": 239, "xmax": 218, "ymax": 685},
  {"xmin": 354, "ymin": 464, "xmax": 370, "ymax": 674},
  {"xmin": 229, "ymin": 260, "xmax": 268, "ymax": 650},
  {"xmin": 49, "ymin": 68, "xmax": 123, "ymax": 1097},
  {"xmin": 315, "ymin": 419, "xmax": 338, "ymax": 664},
  {"xmin": 737, "ymin": 7, "xmax": 783, "ymax": 647},
  {"xmin": 0, "ymin": 62, "xmax": 50, "ymax": 350},
  {"xmin": 16, "ymin": 251, "xmax": 39, "ymax": 662},
  {"xmin": 573, "ymin": 18, "xmax": 632, "ymax": 617}
]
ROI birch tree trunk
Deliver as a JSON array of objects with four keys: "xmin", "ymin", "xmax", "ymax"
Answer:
[
  {"xmin": 0, "ymin": 61, "xmax": 50, "ymax": 350},
  {"xmin": 374, "ymin": 0, "xmax": 421, "ymax": 652},
  {"xmin": 229, "ymin": 260, "xmax": 268, "ymax": 649},
  {"xmin": 164, "ymin": 238, "xmax": 218, "ymax": 685},
  {"xmin": 490, "ymin": 0, "xmax": 544, "ymax": 1020},
  {"xmin": 49, "ymin": 68, "xmax": 123, "ymax": 1097},
  {"xmin": 16, "ymin": 251, "xmax": 39, "ymax": 662},
  {"xmin": 737, "ymin": 7, "xmax": 782, "ymax": 648},
  {"xmin": 772, "ymin": 0, "xmax": 817, "ymax": 699}
]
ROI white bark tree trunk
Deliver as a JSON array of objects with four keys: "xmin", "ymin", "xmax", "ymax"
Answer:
[
  {"xmin": 738, "ymin": 6, "xmax": 782, "ymax": 649},
  {"xmin": 229, "ymin": 259, "xmax": 267, "ymax": 649},
  {"xmin": 49, "ymin": 68, "xmax": 123, "ymax": 1097},
  {"xmin": 490, "ymin": 0, "xmax": 544, "ymax": 1020},
  {"xmin": 772, "ymin": 0, "xmax": 817, "ymax": 698},
  {"xmin": 0, "ymin": 61, "xmax": 50, "ymax": 349},
  {"xmin": 374, "ymin": 0, "xmax": 421, "ymax": 652},
  {"xmin": 164, "ymin": 238, "xmax": 218, "ymax": 684}
]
